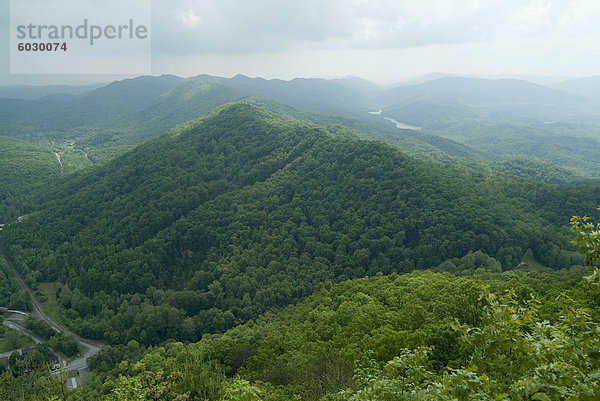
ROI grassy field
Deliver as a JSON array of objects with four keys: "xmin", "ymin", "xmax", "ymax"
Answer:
[
  {"xmin": 0, "ymin": 329, "xmax": 35, "ymax": 353},
  {"xmin": 35, "ymin": 282, "xmax": 65, "ymax": 326},
  {"xmin": 50, "ymin": 141, "xmax": 95, "ymax": 173}
]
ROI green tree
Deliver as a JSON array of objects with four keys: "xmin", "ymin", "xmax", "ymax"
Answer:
[
  {"xmin": 335, "ymin": 215, "xmax": 600, "ymax": 401},
  {"xmin": 6, "ymin": 330, "xmax": 21, "ymax": 351},
  {"xmin": 340, "ymin": 291, "xmax": 600, "ymax": 401},
  {"xmin": 222, "ymin": 378, "xmax": 262, "ymax": 401},
  {"xmin": 571, "ymin": 210, "xmax": 600, "ymax": 290},
  {"xmin": 104, "ymin": 375, "xmax": 147, "ymax": 401}
]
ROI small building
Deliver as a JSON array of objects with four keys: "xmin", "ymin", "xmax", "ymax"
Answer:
[
  {"xmin": 21, "ymin": 346, "xmax": 33, "ymax": 357},
  {"xmin": 69, "ymin": 377, "xmax": 78, "ymax": 389},
  {"xmin": 48, "ymin": 351, "xmax": 60, "ymax": 366}
]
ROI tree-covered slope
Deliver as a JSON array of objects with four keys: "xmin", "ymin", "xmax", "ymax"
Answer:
[
  {"xmin": 0, "ymin": 135, "xmax": 95, "ymax": 219},
  {"xmin": 0, "ymin": 136, "xmax": 60, "ymax": 199},
  {"xmin": 3, "ymin": 103, "xmax": 599, "ymax": 346},
  {"xmin": 0, "ymin": 136, "xmax": 62, "ymax": 219},
  {"xmin": 82, "ymin": 264, "xmax": 598, "ymax": 401},
  {"xmin": 488, "ymin": 157, "xmax": 586, "ymax": 184},
  {"xmin": 380, "ymin": 101, "xmax": 600, "ymax": 177}
]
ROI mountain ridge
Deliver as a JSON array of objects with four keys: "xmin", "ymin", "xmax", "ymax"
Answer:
[{"xmin": 3, "ymin": 102, "xmax": 594, "ymax": 345}]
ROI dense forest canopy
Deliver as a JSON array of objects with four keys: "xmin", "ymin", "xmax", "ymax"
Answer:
[
  {"xmin": 1, "ymin": 75, "xmax": 600, "ymax": 400},
  {"xmin": 2, "ymin": 103, "xmax": 598, "ymax": 349}
]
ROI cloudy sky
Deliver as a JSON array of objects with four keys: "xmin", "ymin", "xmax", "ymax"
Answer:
[{"xmin": 2, "ymin": 0, "xmax": 600, "ymax": 85}]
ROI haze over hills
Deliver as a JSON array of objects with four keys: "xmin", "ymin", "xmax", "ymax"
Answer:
[
  {"xmin": 400, "ymin": 72, "xmax": 575, "ymax": 86},
  {"xmin": 0, "ymin": 72, "xmax": 598, "ymax": 230},
  {"xmin": 380, "ymin": 76, "xmax": 585, "ymax": 105},
  {"xmin": 551, "ymin": 75, "xmax": 600, "ymax": 104},
  {"xmin": 1, "ymin": 72, "xmax": 599, "ymax": 241},
  {"xmin": 0, "ymin": 83, "xmax": 106, "ymax": 100},
  {"xmin": 2, "ymin": 73, "xmax": 600, "ymax": 183}
]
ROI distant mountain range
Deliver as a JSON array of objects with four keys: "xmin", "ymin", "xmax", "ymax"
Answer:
[
  {"xmin": 0, "ymin": 83, "xmax": 106, "ymax": 100},
  {"xmin": 1, "ymin": 73, "xmax": 600, "ymax": 179}
]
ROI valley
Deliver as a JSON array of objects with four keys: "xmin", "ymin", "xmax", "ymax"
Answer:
[
  {"xmin": 5, "ymin": 0, "xmax": 600, "ymax": 398},
  {"xmin": 0, "ymin": 74, "xmax": 600, "ymax": 400}
]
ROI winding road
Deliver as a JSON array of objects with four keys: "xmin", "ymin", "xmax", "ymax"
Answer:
[{"xmin": 0, "ymin": 234, "xmax": 105, "ymax": 373}]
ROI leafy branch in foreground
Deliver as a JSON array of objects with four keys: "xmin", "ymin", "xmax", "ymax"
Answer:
[
  {"xmin": 337, "ymin": 291, "xmax": 600, "ymax": 401},
  {"xmin": 335, "ymin": 215, "xmax": 600, "ymax": 401},
  {"xmin": 571, "ymin": 209, "xmax": 600, "ymax": 290}
]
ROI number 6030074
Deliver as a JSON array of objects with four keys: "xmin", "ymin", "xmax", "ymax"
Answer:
[{"xmin": 17, "ymin": 42, "xmax": 67, "ymax": 51}]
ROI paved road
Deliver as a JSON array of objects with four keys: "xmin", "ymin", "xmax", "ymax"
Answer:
[
  {"xmin": 0, "ymin": 234, "xmax": 105, "ymax": 373},
  {"xmin": 3, "ymin": 319, "xmax": 45, "ymax": 344},
  {"xmin": 0, "ymin": 319, "xmax": 45, "ymax": 359}
]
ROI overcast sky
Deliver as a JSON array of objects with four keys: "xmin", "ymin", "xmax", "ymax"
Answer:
[{"xmin": 2, "ymin": 0, "xmax": 600, "ymax": 85}]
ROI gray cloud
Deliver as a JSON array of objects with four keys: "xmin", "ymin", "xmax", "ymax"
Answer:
[
  {"xmin": 151, "ymin": 0, "xmax": 357, "ymax": 54},
  {"xmin": 2, "ymin": 0, "xmax": 600, "ymax": 85},
  {"xmin": 149, "ymin": 0, "xmax": 588, "ymax": 55}
]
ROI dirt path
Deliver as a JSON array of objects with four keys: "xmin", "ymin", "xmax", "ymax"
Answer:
[
  {"xmin": 80, "ymin": 150, "xmax": 93, "ymax": 166},
  {"xmin": 53, "ymin": 152, "xmax": 64, "ymax": 176}
]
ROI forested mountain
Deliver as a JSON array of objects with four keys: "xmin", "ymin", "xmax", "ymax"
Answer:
[
  {"xmin": 2, "ymin": 73, "xmax": 600, "ymax": 190},
  {"xmin": 1, "ymin": 86, "xmax": 600, "ymax": 399},
  {"xmin": 0, "ymin": 74, "xmax": 367, "ymax": 141},
  {"xmin": 373, "ymin": 77, "xmax": 600, "ymax": 178},
  {"xmin": 42, "ymin": 75, "xmax": 185, "ymax": 130},
  {"xmin": 382, "ymin": 101, "xmax": 600, "ymax": 176},
  {"xmin": 2, "ymin": 0, "xmax": 600, "ymax": 395},
  {"xmin": 0, "ymin": 75, "xmax": 490, "ymax": 207},
  {"xmin": 3, "ymin": 103, "xmax": 597, "ymax": 348},
  {"xmin": 0, "ymin": 76, "xmax": 487, "ymax": 227},
  {"xmin": 0, "ymin": 75, "xmax": 373, "ymax": 163},
  {"xmin": 486, "ymin": 157, "xmax": 586, "ymax": 184}
]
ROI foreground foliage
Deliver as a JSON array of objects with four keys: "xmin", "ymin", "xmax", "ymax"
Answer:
[
  {"xmin": 85, "ymin": 266, "xmax": 597, "ymax": 401},
  {"xmin": 2, "ymin": 215, "xmax": 600, "ymax": 400},
  {"xmin": 339, "ymin": 292, "xmax": 600, "ymax": 401},
  {"xmin": 333, "ymin": 212, "xmax": 600, "ymax": 401}
]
